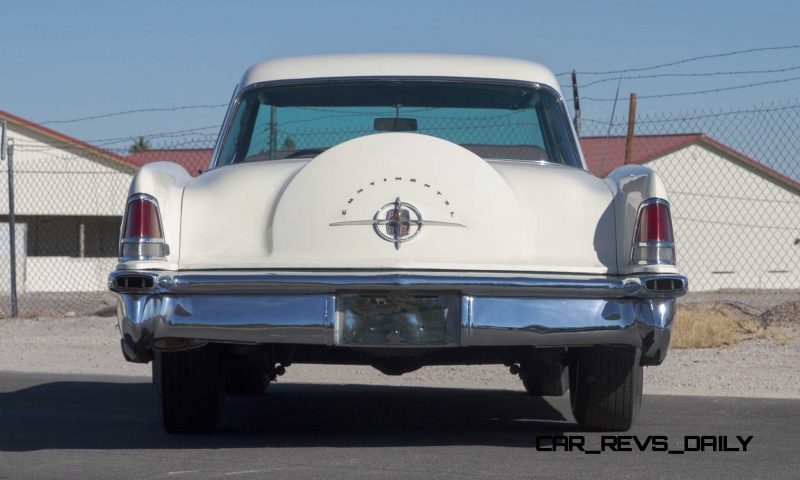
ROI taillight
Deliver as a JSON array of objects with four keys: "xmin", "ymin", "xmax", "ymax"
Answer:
[
  {"xmin": 634, "ymin": 202, "xmax": 673, "ymax": 243},
  {"xmin": 120, "ymin": 194, "xmax": 168, "ymax": 260},
  {"xmin": 630, "ymin": 199, "xmax": 675, "ymax": 265},
  {"xmin": 123, "ymin": 198, "xmax": 163, "ymax": 238}
]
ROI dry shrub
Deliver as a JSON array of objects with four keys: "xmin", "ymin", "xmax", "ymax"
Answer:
[
  {"xmin": 760, "ymin": 301, "xmax": 800, "ymax": 328},
  {"xmin": 672, "ymin": 302, "xmax": 768, "ymax": 349}
]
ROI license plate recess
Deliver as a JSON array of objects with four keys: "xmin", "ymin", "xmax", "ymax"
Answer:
[{"xmin": 336, "ymin": 293, "xmax": 460, "ymax": 347}]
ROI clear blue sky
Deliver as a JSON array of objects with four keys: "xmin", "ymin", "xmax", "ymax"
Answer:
[{"xmin": 1, "ymin": 0, "xmax": 798, "ymax": 150}]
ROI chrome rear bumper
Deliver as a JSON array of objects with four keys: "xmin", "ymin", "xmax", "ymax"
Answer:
[{"xmin": 110, "ymin": 270, "xmax": 687, "ymax": 366}]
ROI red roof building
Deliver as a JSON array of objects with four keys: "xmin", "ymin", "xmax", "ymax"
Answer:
[
  {"xmin": 126, "ymin": 149, "xmax": 213, "ymax": 176},
  {"xmin": 579, "ymin": 134, "xmax": 800, "ymax": 193}
]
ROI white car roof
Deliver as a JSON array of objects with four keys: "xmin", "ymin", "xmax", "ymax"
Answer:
[{"xmin": 239, "ymin": 54, "xmax": 563, "ymax": 95}]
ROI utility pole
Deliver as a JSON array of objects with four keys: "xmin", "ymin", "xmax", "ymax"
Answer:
[
  {"xmin": 571, "ymin": 70, "xmax": 581, "ymax": 135},
  {"xmin": 1, "ymin": 121, "xmax": 18, "ymax": 317},
  {"xmin": 624, "ymin": 93, "xmax": 637, "ymax": 165}
]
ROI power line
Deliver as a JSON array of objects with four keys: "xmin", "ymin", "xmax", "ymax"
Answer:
[
  {"xmin": 556, "ymin": 44, "xmax": 800, "ymax": 77},
  {"xmin": 40, "ymin": 104, "xmax": 227, "ymax": 125},
  {"xmin": 12, "ymin": 125, "xmax": 219, "ymax": 152},
  {"xmin": 578, "ymin": 65, "xmax": 800, "ymax": 88},
  {"xmin": 89, "ymin": 125, "xmax": 220, "ymax": 145},
  {"xmin": 572, "ymin": 75, "xmax": 800, "ymax": 102},
  {"xmin": 580, "ymin": 102, "xmax": 800, "ymax": 126}
]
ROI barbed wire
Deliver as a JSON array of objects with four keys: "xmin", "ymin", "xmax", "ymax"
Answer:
[
  {"xmin": 581, "ymin": 101, "xmax": 800, "ymax": 127},
  {"xmin": 86, "ymin": 125, "xmax": 220, "ymax": 145},
  {"xmin": 3, "ymin": 170, "xmax": 132, "ymax": 175},
  {"xmin": 570, "ymin": 76, "xmax": 800, "ymax": 102},
  {"xmin": 40, "ymin": 104, "xmax": 228, "ymax": 125},
  {"xmin": 555, "ymin": 44, "xmax": 800, "ymax": 77},
  {"xmin": 578, "ymin": 65, "xmax": 800, "ymax": 88},
  {"xmin": 11, "ymin": 128, "xmax": 218, "ymax": 153},
  {"xmin": 22, "ymin": 43, "xmax": 800, "ymax": 135}
]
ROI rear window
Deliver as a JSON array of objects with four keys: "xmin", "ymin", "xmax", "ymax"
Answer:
[{"xmin": 217, "ymin": 79, "xmax": 579, "ymax": 166}]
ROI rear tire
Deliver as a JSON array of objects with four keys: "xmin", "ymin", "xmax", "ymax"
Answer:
[
  {"xmin": 569, "ymin": 347, "xmax": 642, "ymax": 431},
  {"xmin": 153, "ymin": 346, "xmax": 224, "ymax": 433}
]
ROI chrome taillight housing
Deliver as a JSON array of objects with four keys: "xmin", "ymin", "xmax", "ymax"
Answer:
[
  {"xmin": 630, "ymin": 198, "xmax": 675, "ymax": 265},
  {"xmin": 119, "ymin": 193, "xmax": 169, "ymax": 261}
]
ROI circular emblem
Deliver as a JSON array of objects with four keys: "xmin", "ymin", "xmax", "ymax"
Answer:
[
  {"xmin": 329, "ymin": 195, "xmax": 465, "ymax": 250},
  {"xmin": 373, "ymin": 198, "xmax": 422, "ymax": 247}
]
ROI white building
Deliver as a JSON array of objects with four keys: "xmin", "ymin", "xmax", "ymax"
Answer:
[
  {"xmin": 0, "ymin": 109, "xmax": 134, "ymax": 292},
  {"xmin": 582, "ymin": 134, "xmax": 800, "ymax": 291}
]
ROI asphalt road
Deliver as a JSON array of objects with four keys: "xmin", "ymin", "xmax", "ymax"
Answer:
[{"xmin": 1, "ymin": 371, "xmax": 799, "ymax": 479}]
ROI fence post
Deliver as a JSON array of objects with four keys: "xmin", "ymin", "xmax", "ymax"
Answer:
[
  {"xmin": 1, "ymin": 125, "xmax": 18, "ymax": 317},
  {"xmin": 571, "ymin": 70, "xmax": 581, "ymax": 135}
]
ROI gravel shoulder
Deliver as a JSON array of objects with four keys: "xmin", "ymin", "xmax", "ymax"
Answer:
[{"xmin": 1, "ymin": 315, "xmax": 798, "ymax": 399}]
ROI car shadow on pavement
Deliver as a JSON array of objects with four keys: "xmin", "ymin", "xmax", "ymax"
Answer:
[{"xmin": 0, "ymin": 378, "xmax": 581, "ymax": 451}]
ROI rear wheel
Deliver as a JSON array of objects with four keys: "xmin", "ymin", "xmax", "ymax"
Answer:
[
  {"xmin": 569, "ymin": 347, "xmax": 642, "ymax": 431},
  {"xmin": 153, "ymin": 345, "xmax": 224, "ymax": 433}
]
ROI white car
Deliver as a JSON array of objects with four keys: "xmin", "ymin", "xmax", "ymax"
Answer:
[{"xmin": 110, "ymin": 54, "xmax": 687, "ymax": 433}]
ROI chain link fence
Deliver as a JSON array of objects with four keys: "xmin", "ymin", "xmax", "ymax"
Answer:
[
  {"xmin": 578, "ymin": 101, "xmax": 800, "ymax": 302},
  {"xmin": 1, "ymin": 101, "xmax": 798, "ymax": 317}
]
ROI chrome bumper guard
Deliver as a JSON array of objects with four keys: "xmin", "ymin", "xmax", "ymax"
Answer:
[{"xmin": 110, "ymin": 271, "xmax": 687, "ymax": 366}]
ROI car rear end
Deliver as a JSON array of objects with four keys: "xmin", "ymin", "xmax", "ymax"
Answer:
[{"xmin": 110, "ymin": 54, "xmax": 687, "ymax": 432}]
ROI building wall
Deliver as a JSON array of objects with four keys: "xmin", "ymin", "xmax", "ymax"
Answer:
[
  {"xmin": 0, "ymin": 216, "xmax": 121, "ymax": 293},
  {"xmin": 0, "ymin": 223, "xmax": 27, "ymax": 293},
  {"xmin": 0, "ymin": 122, "xmax": 132, "ymax": 294},
  {"xmin": 25, "ymin": 257, "xmax": 117, "ymax": 292},
  {"xmin": 0, "ymin": 124, "xmax": 133, "ymax": 216},
  {"xmin": 648, "ymin": 144, "xmax": 800, "ymax": 291}
]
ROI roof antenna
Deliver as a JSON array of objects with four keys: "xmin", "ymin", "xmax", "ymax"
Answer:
[
  {"xmin": 601, "ymin": 75, "xmax": 623, "ymax": 176},
  {"xmin": 392, "ymin": 104, "xmax": 401, "ymax": 131}
]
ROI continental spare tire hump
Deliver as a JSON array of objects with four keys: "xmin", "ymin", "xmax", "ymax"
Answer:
[{"xmin": 179, "ymin": 133, "xmax": 615, "ymax": 273}]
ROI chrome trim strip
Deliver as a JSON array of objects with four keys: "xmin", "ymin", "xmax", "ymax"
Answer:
[
  {"xmin": 209, "ymin": 85, "xmax": 240, "ymax": 170},
  {"xmin": 630, "ymin": 245, "xmax": 675, "ymax": 266},
  {"xmin": 633, "ymin": 241, "xmax": 675, "ymax": 248},
  {"xmin": 110, "ymin": 270, "xmax": 687, "ymax": 298},
  {"xmin": 120, "ymin": 236, "xmax": 167, "ymax": 244},
  {"xmin": 329, "ymin": 220, "xmax": 467, "ymax": 227},
  {"xmin": 119, "ymin": 243, "xmax": 168, "ymax": 262}
]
